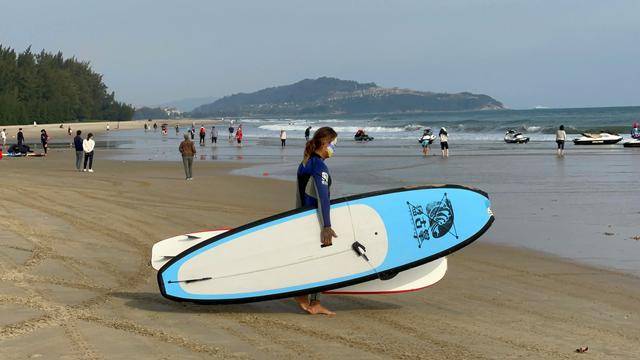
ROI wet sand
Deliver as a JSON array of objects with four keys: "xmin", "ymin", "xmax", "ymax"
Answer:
[{"xmin": 1, "ymin": 150, "xmax": 639, "ymax": 359}]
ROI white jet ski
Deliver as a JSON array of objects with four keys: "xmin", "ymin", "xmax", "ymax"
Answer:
[
  {"xmin": 503, "ymin": 130, "xmax": 530, "ymax": 144},
  {"xmin": 623, "ymin": 138, "xmax": 640, "ymax": 148},
  {"xmin": 572, "ymin": 132, "xmax": 622, "ymax": 145}
]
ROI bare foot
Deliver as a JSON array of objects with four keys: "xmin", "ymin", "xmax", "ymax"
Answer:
[
  {"xmin": 308, "ymin": 300, "xmax": 335, "ymax": 316},
  {"xmin": 294, "ymin": 296, "xmax": 312, "ymax": 314}
]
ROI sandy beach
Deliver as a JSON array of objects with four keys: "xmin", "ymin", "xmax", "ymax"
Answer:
[{"xmin": 0, "ymin": 148, "xmax": 638, "ymax": 359}]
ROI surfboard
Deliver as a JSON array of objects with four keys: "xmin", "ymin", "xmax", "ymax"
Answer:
[
  {"xmin": 152, "ymin": 229, "xmax": 447, "ymax": 293},
  {"xmin": 158, "ymin": 185, "xmax": 494, "ymax": 304}
]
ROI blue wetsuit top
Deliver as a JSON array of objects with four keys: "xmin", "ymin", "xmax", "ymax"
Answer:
[{"xmin": 296, "ymin": 154, "xmax": 332, "ymax": 227}]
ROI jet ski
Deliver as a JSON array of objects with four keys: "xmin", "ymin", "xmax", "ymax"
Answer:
[
  {"xmin": 504, "ymin": 129, "xmax": 530, "ymax": 144},
  {"xmin": 624, "ymin": 123, "xmax": 640, "ymax": 147},
  {"xmin": 623, "ymin": 139, "xmax": 640, "ymax": 147},
  {"xmin": 572, "ymin": 132, "xmax": 622, "ymax": 145},
  {"xmin": 354, "ymin": 129, "xmax": 374, "ymax": 141}
]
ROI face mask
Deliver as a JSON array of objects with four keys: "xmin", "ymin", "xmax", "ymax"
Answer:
[{"xmin": 326, "ymin": 139, "xmax": 337, "ymax": 158}]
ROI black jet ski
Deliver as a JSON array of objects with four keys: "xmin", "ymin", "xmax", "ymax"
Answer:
[
  {"xmin": 354, "ymin": 129, "xmax": 374, "ymax": 141},
  {"xmin": 573, "ymin": 132, "xmax": 622, "ymax": 145},
  {"xmin": 504, "ymin": 129, "xmax": 530, "ymax": 144}
]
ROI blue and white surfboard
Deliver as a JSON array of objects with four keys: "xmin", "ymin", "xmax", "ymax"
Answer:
[{"xmin": 158, "ymin": 185, "xmax": 494, "ymax": 304}]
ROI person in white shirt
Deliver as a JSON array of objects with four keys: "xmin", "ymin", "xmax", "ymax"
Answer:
[
  {"xmin": 556, "ymin": 125, "xmax": 567, "ymax": 157},
  {"xmin": 82, "ymin": 133, "xmax": 96, "ymax": 172},
  {"xmin": 0, "ymin": 129, "xmax": 6, "ymax": 148},
  {"xmin": 280, "ymin": 129, "xmax": 287, "ymax": 147},
  {"xmin": 439, "ymin": 127, "xmax": 449, "ymax": 158}
]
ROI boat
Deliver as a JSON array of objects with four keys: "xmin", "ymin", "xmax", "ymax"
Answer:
[
  {"xmin": 503, "ymin": 130, "xmax": 530, "ymax": 144},
  {"xmin": 572, "ymin": 132, "xmax": 622, "ymax": 145}
]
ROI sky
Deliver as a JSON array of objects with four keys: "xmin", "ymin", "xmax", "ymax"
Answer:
[{"xmin": 1, "ymin": 0, "xmax": 639, "ymax": 109}]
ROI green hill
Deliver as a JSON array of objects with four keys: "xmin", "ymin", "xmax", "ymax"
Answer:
[{"xmin": 191, "ymin": 77, "xmax": 504, "ymax": 117}]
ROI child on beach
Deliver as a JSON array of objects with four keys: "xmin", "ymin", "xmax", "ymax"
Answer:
[
  {"xmin": 179, "ymin": 133, "xmax": 196, "ymax": 180},
  {"xmin": 82, "ymin": 133, "xmax": 95, "ymax": 172},
  {"xmin": 40, "ymin": 129, "xmax": 49, "ymax": 155},
  {"xmin": 294, "ymin": 127, "xmax": 338, "ymax": 316},
  {"xmin": 556, "ymin": 125, "xmax": 567, "ymax": 156},
  {"xmin": 280, "ymin": 129, "xmax": 287, "ymax": 147},
  {"xmin": 228, "ymin": 125, "xmax": 234, "ymax": 141},
  {"xmin": 439, "ymin": 127, "xmax": 449, "ymax": 158}
]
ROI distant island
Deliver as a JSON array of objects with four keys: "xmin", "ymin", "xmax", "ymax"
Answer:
[
  {"xmin": 190, "ymin": 77, "xmax": 504, "ymax": 117},
  {"xmin": 0, "ymin": 45, "xmax": 134, "ymax": 125}
]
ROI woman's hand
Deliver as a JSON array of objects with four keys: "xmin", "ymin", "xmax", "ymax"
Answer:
[{"xmin": 321, "ymin": 227, "xmax": 337, "ymax": 247}]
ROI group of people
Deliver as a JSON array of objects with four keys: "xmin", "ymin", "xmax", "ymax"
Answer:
[
  {"xmin": 73, "ymin": 130, "xmax": 96, "ymax": 172},
  {"xmin": 418, "ymin": 127, "xmax": 449, "ymax": 157},
  {"xmin": 0, "ymin": 127, "xmax": 50, "ymax": 155}
]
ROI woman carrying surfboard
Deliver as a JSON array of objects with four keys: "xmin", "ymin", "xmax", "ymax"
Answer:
[{"xmin": 294, "ymin": 127, "xmax": 338, "ymax": 315}]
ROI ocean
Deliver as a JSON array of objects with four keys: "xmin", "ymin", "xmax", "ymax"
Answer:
[{"xmin": 103, "ymin": 106, "xmax": 640, "ymax": 277}]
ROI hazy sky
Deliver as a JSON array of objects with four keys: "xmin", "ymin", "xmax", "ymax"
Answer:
[{"xmin": 1, "ymin": 0, "xmax": 639, "ymax": 109}]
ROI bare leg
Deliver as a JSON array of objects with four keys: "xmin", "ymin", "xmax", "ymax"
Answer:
[{"xmin": 294, "ymin": 296, "xmax": 312, "ymax": 314}]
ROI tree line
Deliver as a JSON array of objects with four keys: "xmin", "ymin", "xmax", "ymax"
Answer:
[{"xmin": 0, "ymin": 45, "xmax": 134, "ymax": 125}]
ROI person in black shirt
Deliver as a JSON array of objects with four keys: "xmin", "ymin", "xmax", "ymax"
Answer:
[
  {"xmin": 73, "ymin": 130, "xmax": 84, "ymax": 171},
  {"xmin": 17, "ymin": 128, "xmax": 24, "ymax": 146}
]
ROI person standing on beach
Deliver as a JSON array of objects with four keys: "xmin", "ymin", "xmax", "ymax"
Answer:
[
  {"xmin": 67, "ymin": 126, "xmax": 72, "ymax": 136},
  {"xmin": 153, "ymin": 122, "xmax": 158, "ymax": 131},
  {"xmin": 82, "ymin": 133, "xmax": 95, "ymax": 172},
  {"xmin": 294, "ymin": 127, "xmax": 338, "ymax": 316},
  {"xmin": 305, "ymin": 126, "xmax": 312, "ymax": 141},
  {"xmin": 17, "ymin": 128, "xmax": 24, "ymax": 146},
  {"xmin": 439, "ymin": 127, "xmax": 449, "ymax": 158},
  {"xmin": 280, "ymin": 129, "xmax": 287, "ymax": 147},
  {"xmin": 73, "ymin": 130, "xmax": 83, "ymax": 170},
  {"xmin": 199, "ymin": 126, "xmax": 206, "ymax": 146},
  {"xmin": 556, "ymin": 125, "xmax": 567, "ymax": 157},
  {"xmin": 179, "ymin": 133, "xmax": 196, "ymax": 180},
  {"xmin": 419, "ymin": 128, "xmax": 434, "ymax": 156},
  {"xmin": 211, "ymin": 126, "xmax": 218, "ymax": 144},
  {"xmin": 40, "ymin": 129, "xmax": 49, "ymax": 155},
  {"xmin": 235, "ymin": 125, "xmax": 243, "ymax": 146},
  {"xmin": 1, "ymin": 128, "xmax": 6, "ymax": 148},
  {"xmin": 228, "ymin": 124, "xmax": 234, "ymax": 142},
  {"xmin": 175, "ymin": 124, "xmax": 179, "ymax": 134}
]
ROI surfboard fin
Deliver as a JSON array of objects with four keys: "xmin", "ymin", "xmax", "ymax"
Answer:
[{"xmin": 351, "ymin": 241, "xmax": 369, "ymax": 262}]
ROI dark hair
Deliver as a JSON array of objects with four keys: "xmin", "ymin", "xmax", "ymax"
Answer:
[
  {"xmin": 87, "ymin": 133, "xmax": 93, "ymax": 139},
  {"xmin": 439, "ymin": 128, "xmax": 447, "ymax": 136},
  {"xmin": 303, "ymin": 127, "xmax": 337, "ymax": 163},
  {"xmin": 559, "ymin": 125, "xmax": 565, "ymax": 130},
  {"xmin": 76, "ymin": 130, "xmax": 82, "ymax": 135}
]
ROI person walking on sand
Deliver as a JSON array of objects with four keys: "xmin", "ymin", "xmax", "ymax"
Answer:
[
  {"xmin": 1, "ymin": 128, "xmax": 6, "ymax": 148},
  {"xmin": 294, "ymin": 127, "xmax": 338, "ymax": 316},
  {"xmin": 211, "ymin": 126, "xmax": 218, "ymax": 144},
  {"xmin": 73, "ymin": 130, "xmax": 83, "ymax": 171},
  {"xmin": 439, "ymin": 127, "xmax": 449, "ymax": 158},
  {"xmin": 235, "ymin": 125, "xmax": 243, "ymax": 146},
  {"xmin": 82, "ymin": 133, "xmax": 95, "ymax": 172},
  {"xmin": 305, "ymin": 126, "xmax": 312, "ymax": 141},
  {"xmin": 40, "ymin": 129, "xmax": 49, "ymax": 155},
  {"xmin": 556, "ymin": 125, "xmax": 567, "ymax": 157},
  {"xmin": 106, "ymin": 123, "xmax": 110, "ymax": 131},
  {"xmin": 179, "ymin": 133, "xmax": 196, "ymax": 180},
  {"xmin": 280, "ymin": 129, "xmax": 287, "ymax": 148},
  {"xmin": 17, "ymin": 128, "xmax": 24, "ymax": 146},
  {"xmin": 199, "ymin": 126, "xmax": 206, "ymax": 146}
]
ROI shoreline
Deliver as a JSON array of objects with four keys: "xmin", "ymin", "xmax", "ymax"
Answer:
[{"xmin": 1, "ymin": 149, "xmax": 639, "ymax": 358}]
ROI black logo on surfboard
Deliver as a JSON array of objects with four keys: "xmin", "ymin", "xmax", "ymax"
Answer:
[{"xmin": 407, "ymin": 193, "xmax": 458, "ymax": 248}]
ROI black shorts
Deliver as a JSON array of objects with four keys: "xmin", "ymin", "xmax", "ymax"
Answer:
[
  {"xmin": 556, "ymin": 140, "xmax": 565, "ymax": 149},
  {"xmin": 237, "ymin": 138, "xmax": 242, "ymax": 144},
  {"xmin": 440, "ymin": 141, "xmax": 449, "ymax": 150}
]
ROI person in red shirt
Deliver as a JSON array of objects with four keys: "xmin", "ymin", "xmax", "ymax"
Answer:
[
  {"xmin": 199, "ymin": 126, "xmax": 206, "ymax": 146},
  {"xmin": 235, "ymin": 125, "xmax": 243, "ymax": 146}
]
